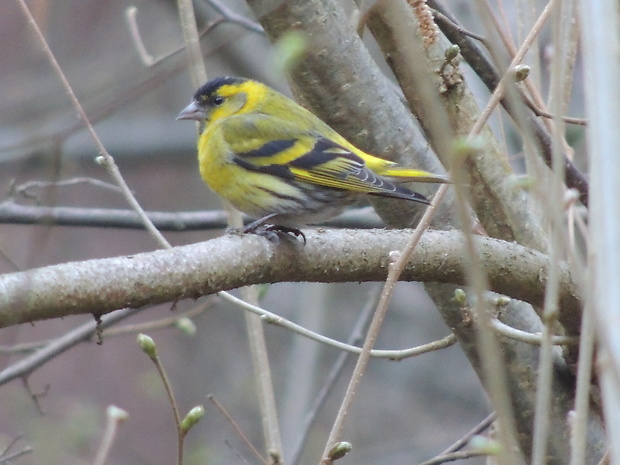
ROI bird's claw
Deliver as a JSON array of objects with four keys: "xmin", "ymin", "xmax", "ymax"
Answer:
[{"xmin": 243, "ymin": 223, "xmax": 306, "ymax": 245}]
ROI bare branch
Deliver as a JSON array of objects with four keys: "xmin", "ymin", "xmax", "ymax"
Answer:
[
  {"xmin": 491, "ymin": 318, "xmax": 578, "ymax": 346},
  {"xmin": 0, "ymin": 229, "xmax": 582, "ymax": 331},
  {"xmin": 202, "ymin": 0, "xmax": 264, "ymax": 34},
  {"xmin": 0, "ymin": 307, "xmax": 143, "ymax": 385},
  {"xmin": 0, "ymin": 203, "xmax": 383, "ymax": 230}
]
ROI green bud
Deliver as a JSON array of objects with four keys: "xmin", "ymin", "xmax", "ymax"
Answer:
[
  {"xmin": 495, "ymin": 296, "xmax": 511, "ymax": 307},
  {"xmin": 469, "ymin": 435, "xmax": 503, "ymax": 455},
  {"xmin": 180, "ymin": 405, "xmax": 205, "ymax": 433},
  {"xmin": 451, "ymin": 136, "xmax": 485, "ymax": 161},
  {"xmin": 327, "ymin": 441, "xmax": 352, "ymax": 461},
  {"xmin": 445, "ymin": 44, "xmax": 460, "ymax": 62},
  {"xmin": 175, "ymin": 318, "xmax": 196, "ymax": 336},
  {"xmin": 513, "ymin": 64, "xmax": 530, "ymax": 82},
  {"xmin": 454, "ymin": 288, "xmax": 467, "ymax": 306},
  {"xmin": 137, "ymin": 333, "xmax": 157, "ymax": 359}
]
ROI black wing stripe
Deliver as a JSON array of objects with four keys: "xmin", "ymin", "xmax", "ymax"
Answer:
[
  {"xmin": 241, "ymin": 139, "xmax": 297, "ymax": 158},
  {"xmin": 233, "ymin": 157, "xmax": 295, "ymax": 179},
  {"xmin": 289, "ymin": 138, "xmax": 364, "ymax": 170},
  {"xmin": 289, "ymin": 151, "xmax": 338, "ymax": 169},
  {"xmin": 312, "ymin": 137, "xmax": 351, "ymax": 154}
]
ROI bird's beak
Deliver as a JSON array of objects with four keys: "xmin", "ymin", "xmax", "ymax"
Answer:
[{"xmin": 177, "ymin": 101, "xmax": 206, "ymax": 121}]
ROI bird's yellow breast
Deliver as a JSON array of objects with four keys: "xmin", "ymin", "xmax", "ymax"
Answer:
[
  {"xmin": 196, "ymin": 121, "xmax": 299, "ymax": 217},
  {"xmin": 197, "ymin": 122, "xmax": 231, "ymax": 193}
]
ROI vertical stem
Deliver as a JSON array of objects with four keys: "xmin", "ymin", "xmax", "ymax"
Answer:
[
  {"xmin": 531, "ymin": 0, "xmax": 573, "ymax": 462},
  {"xmin": 177, "ymin": 0, "xmax": 207, "ymax": 87},
  {"xmin": 244, "ymin": 287, "xmax": 284, "ymax": 463},
  {"xmin": 449, "ymin": 154, "xmax": 519, "ymax": 465},
  {"xmin": 569, "ymin": 304, "xmax": 596, "ymax": 465},
  {"xmin": 320, "ymin": 256, "xmax": 401, "ymax": 464},
  {"xmin": 580, "ymin": 0, "xmax": 620, "ymax": 462}
]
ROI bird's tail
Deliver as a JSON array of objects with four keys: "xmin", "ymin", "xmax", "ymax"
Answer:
[{"xmin": 381, "ymin": 166, "xmax": 450, "ymax": 184}]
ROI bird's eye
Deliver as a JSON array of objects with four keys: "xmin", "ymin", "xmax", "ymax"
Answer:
[{"xmin": 212, "ymin": 95, "xmax": 224, "ymax": 105}]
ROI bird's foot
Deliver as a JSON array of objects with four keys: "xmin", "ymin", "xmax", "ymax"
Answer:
[{"xmin": 244, "ymin": 223, "xmax": 306, "ymax": 245}]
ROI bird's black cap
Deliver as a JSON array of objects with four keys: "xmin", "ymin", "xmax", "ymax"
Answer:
[{"xmin": 193, "ymin": 76, "xmax": 247, "ymax": 100}]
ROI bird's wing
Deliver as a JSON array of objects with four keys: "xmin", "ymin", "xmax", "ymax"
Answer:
[{"xmin": 221, "ymin": 115, "xmax": 427, "ymax": 201}]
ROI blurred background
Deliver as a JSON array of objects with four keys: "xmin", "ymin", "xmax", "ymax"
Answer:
[{"xmin": 0, "ymin": 1, "xmax": 553, "ymax": 464}]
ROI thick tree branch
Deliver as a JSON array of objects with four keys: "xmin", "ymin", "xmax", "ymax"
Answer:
[{"xmin": 0, "ymin": 229, "xmax": 580, "ymax": 330}]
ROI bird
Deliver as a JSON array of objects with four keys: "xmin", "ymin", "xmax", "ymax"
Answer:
[{"xmin": 177, "ymin": 76, "xmax": 448, "ymax": 242}]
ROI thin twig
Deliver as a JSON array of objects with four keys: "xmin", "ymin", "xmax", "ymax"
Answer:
[
  {"xmin": 11, "ymin": 178, "xmax": 124, "ymax": 200},
  {"xmin": 0, "ymin": 435, "xmax": 25, "ymax": 458},
  {"xmin": 0, "ymin": 302, "xmax": 211, "ymax": 355},
  {"xmin": 430, "ymin": 9, "xmax": 487, "ymax": 42},
  {"xmin": 569, "ymin": 302, "xmax": 596, "ymax": 465},
  {"xmin": 288, "ymin": 285, "xmax": 382, "ymax": 465},
  {"xmin": 523, "ymin": 99, "xmax": 587, "ymax": 126},
  {"xmin": 531, "ymin": 1, "xmax": 572, "ymax": 462},
  {"xmin": 319, "ymin": 253, "xmax": 403, "ymax": 464},
  {"xmin": 224, "ymin": 439, "xmax": 255, "ymax": 465},
  {"xmin": 0, "ymin": 442, "xmax": 33, "ymax": 464},
  {"xmin": 0, "ymin": 307, "xmax": 143, "ymax": 386},
  {"xmin": 125, "ymin": 7, "xmax": 155, "ymax": 66},
  {"xmin": 208, "ymin": 394, "xmax": 270, "ymax": 465},
  {"xmin": 418, "ymin": 449, "xmax": 488, "ymax": 465},
  {"xmin": 221, "ymin": 291, "xmax": 455, "ymax": 359},
  {"xmin": 202, "ymin": 0, "xmax": 265, "ymax": 34},
  {"xmin": 242, "ymin": 289, "xmax": 284, "ymax": 464},
  {"xmin": 146, "ymin": 339, "xmax": 185, "ymax": 465},
  {"xmin": 469, "ymin": 0, "xmax": 557, "ymax": 136},
  {"xmin": 92, "ymin": 406, "xmax": 128, "ymax": 465},
  {"xmin": 105, "ymin": 301, "xmax": 213, "ymax": 336},
  {"xmin": 125, "ymin": 6, "xmax": 228, "ymax": 69},
  {"xmin": 491, "ymin": 318, "xmax": 578, "ymax": 346},
  {"xmin": 177, "ymin": 0, "xmax": 207, "ymax": 88},
  {"xmin": 530, "ymin": 322, "xmax": 557, "ymax": 465},
  {"xmin": 0, "ymin": 447, "xmax": 33, "ymax": 463},
  {"xmin": 317, "ymin": 183, "xmax": 450, "ymax": 463},
  {"xmin": 439, "ymin": 412, "xmax": 497, "ymax": 455},
  {"xmin": 0, "ymin": 340, "xmax": 50, "ymax": 355}
]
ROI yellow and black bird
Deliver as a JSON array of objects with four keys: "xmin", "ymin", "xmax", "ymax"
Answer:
[{"xmin": 178, "ymin": 76, "xmax": 447, "ymax": 240}]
